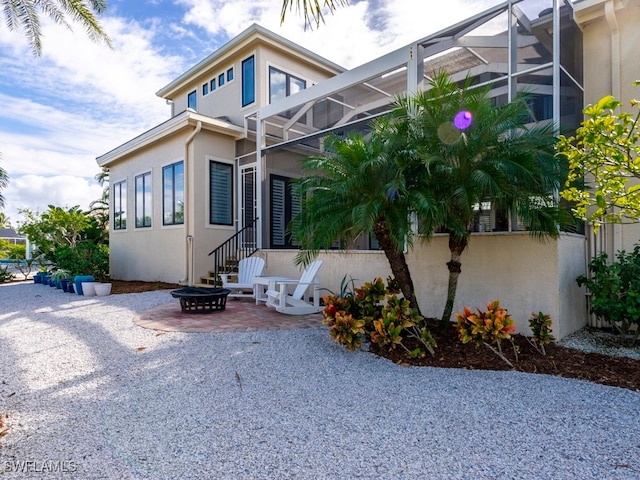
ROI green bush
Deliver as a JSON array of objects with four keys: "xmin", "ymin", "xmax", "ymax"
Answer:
[
  {"xmin": 54, "ymin": 241, "xmax": 109, "ymax": 280},
  {"xmin": 577, "ymin": 245, "xmax": 640, "ymax": 346}
]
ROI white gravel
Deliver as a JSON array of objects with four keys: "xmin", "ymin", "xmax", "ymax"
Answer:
[{"xmin": 1, "ymin": 281, "xmax": 639, "ymax": 479}]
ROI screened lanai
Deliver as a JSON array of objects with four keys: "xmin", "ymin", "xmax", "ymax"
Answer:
[{"xmin": 244, "ymin": 0, "xmax": 583, "ymax": 249}]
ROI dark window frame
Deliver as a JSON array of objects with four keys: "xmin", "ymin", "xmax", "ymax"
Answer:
[
  {"xmin": 163, "ymin": 161, "xmax": 184, "ymax": 226},
  {"xmin": 209, "ymin": 160, "xmax": 234, "ymax": 226},
  {"xmin": 135, "ymin": 172, "xmax": 152, "ymax": 228},
  {"xmin": 241, "ymin": 55, "xmax": 255, "ymax": 107},
  {"xmin": 187, "ymin": 90, "xmax": 197, "ymax": 110},
  {"xmin": 113, "ymin": 180, "xmax": 126, "ymax": 230}
]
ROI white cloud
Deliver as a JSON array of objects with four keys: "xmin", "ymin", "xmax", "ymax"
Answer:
[{"xmin": 4, "ymin": 175, "xmax": 103, "ymax": 227}]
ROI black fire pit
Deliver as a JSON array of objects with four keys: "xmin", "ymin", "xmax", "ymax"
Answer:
[{"xmin": 170, "ymin": 287, "xmax": 231, "ymax": 313}]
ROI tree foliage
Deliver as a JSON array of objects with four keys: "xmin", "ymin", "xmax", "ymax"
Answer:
[
  {"xmin": 291, "ymin": 130, "xmax": 438, "ymax": 312},
  {"xmin": 280, "ymin": 0, "xmax": 347, "ymax": 28},
  {"xmin": 0, "ymin": 153, "xmax": 7, "ymax": 210},
  {"xmin": 391, "ymin": 73, "xmax": 569, "ymax": 325},
  {"xmin": 559, "ymin": 84, "xmax": 640, "ymax": 231},
  {"xmin": 1, "ymin": 0, "xmax": 111, "ymax": 56}
]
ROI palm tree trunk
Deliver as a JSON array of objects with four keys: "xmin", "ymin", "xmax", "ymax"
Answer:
[
  {"xmin": 440, "ymin": 233, "xmax": 468, "ymax": 328},
  {"xmin": 373, "ymin": 220, "xmax": 421, "ymax": 315}
]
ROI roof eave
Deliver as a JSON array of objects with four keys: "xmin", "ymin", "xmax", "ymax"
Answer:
[
  {"xmin": 155, "ymin": 24, "xmax": 344, "ymax": 100},
  {"xmin": 96, "ymin": 110, "xmax": 245, "ymax": 168}
]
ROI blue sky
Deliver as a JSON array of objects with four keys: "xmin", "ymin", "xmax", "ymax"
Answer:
[{"xmin": 0, "ymin": 0, "xmax": 552, "ymax": 226}]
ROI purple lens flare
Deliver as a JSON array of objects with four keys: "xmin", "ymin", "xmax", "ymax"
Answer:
[{"xmin": 453, "ymin": 110, "xmax": 473, "ymax": 130}]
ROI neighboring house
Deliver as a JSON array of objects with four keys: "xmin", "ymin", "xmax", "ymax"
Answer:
[
  {"xmin": 0, "ymin": 228, "xmax": 26, "ymax": 246},
  {"xmin": 96, "ymin": 0, "xmax": 639, "ymax": 339}
]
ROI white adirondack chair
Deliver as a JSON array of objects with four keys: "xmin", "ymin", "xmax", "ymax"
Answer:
[
  {"xmin": 220, "ymin": 257, "xmax": 265, "ymax": 299},
  {"xmin": 265, "ymin": 260, "xmax": 323, "ymax": 315}
]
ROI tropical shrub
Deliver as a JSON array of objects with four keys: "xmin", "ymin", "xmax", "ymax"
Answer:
[
  {"xmin": 54, "ymin": 241, "xmax": 109, "ymax": 280},
  {"xmin": 456, "ymin": 300, "xmax": 517, "ymax": 368},
  {"xmin": 322, "ymin": 276, "xmax": 436, "ymax": 355},
  {"xmin": 577, "ymin": 245, "xmax": 640, "ymax": 346},
  {"xmin": 527, "ymin": 311, "xmax": 555, "ymax": 355},
  {"xmin": 0, "ymin": 265, "xmax": 15, "ymax": 283}
]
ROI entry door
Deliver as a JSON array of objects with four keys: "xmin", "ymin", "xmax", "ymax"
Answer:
[{"xmin": 270, "ymin": 175, "xmax": 300, "ymax": 248}]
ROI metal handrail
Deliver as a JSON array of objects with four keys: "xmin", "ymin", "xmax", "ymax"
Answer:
[{"xmin": 207, "ymin": 218, "xmax": 259, "ymax": 284}]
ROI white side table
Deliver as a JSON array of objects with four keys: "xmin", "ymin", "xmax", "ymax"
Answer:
[{"xmin": 253, "ymin": 276, "xmax": 294, "ymax": 305}]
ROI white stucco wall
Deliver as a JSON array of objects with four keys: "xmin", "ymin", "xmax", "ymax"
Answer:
[{"xmin": 259, "ymin": 233, "xmax": 587, "ymax": 339}]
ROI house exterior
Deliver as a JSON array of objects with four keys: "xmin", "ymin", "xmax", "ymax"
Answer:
[
  {"xmin": 0, "ymin": 228, "xmax": 26, "ymax": 246},
  {"xmin": 97, "ymin": 0, "xmax": 640, "ymax": 339}
]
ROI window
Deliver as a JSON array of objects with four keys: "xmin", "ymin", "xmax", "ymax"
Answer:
[
  {"xmin": 187, "ymin": 90, "xmax": 197, "ymax": 110},
  {"xmin": 269, "ymin": 66, "xmax": 306, "ymax": 119},
  {"xmin": 163, "ymin": 162, "xmax": 184, "ymax": 225},
  {"xmin": 218, "ymin": 73, "xmax": 225, "ymax": 87},
  {"xmin": 210, "ymin": 161, "xmax": 233, "ymax": 225},
  {"xmin": 210, "ymin": 78, "xmax": 216, "ymax": 91},
  {"xmin": 227, "ymin": 68, "xmax": 234, "ymax": 82},
  {"xmin": 113, "ymin": 180, "xmax": 126, "ymax": 230},
  {"xmin": 242, "ymin": 56, "xmax": 255, "ymax": 107},
  {"xmin": 135, "ymin": 172, "xmax": 152, "ymax": 228},
  {"xmin": 270, "ymin": 175, "xmax": 300, "ymax": 248},
  {"xmin": 202, "ymin": 83, "xmax": 209, "ymax": 95},
  {"xmin": 269, "ymin": 67, "xmax": 306, "ymax": 103}
]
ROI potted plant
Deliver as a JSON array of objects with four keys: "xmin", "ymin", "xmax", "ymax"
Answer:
[{"xmin": 51, "ymin": 269, "xmax": 73, "ymax": 292}]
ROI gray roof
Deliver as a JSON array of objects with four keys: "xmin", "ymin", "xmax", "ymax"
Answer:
[{"xmin": 0, "ymin": 228, "xmax": 24, "ymax": 239}]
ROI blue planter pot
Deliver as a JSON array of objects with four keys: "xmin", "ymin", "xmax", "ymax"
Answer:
[
  {"xmin": 68, "ymin": 283, "xmax": 75, "ymax": 294},
  {"xmin": 42, "ymin": 275, "xmax": 51, "ymax": 286},
  {"xmin": 34, "ymin": 273, "xmax": 43, "ymax": 284},
  {"xmin": 74, "ymin": 275, "xmax": 95, "ymax": 295},
  {"xmin": 60, "ymin": 279, "xmax": 70, "ymax": 292}
]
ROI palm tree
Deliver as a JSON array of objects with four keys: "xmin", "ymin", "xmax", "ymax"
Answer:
[
  {"xmin": 393, "ymin": 73, "xmax": 569, "ymax": 326},
  {"xmin": 280, "ymin": 0, "xmax": 347, "ymax": 28},
  {"xmin": 1, "ymin": 0, "xmax": 111, "ymax": 56},
  {"xmin": 0, "ymin": 153, "xmax": 7, "ymax": 211},
  {"xmin": 291, "ymin": 130, "xmax": 439, "ymax": 313},
  {"xmin": 0, "ymin": 212, "xmax": 10, "ymax": 228}
]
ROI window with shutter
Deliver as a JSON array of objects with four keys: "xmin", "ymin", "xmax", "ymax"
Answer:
[
  {"xmin": 270, "ymin": 175, "xmax": 300, "ymax": 248},
  {"xmin": 210, "ymin": 161, "xmax": 233, "ymax": 225}
]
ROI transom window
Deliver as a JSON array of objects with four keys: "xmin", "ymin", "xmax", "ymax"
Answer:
[
  {"xmin": 218, "ymin": 73, "xmax": 225, "ymax": 87},
  {"xmin": 210, "ymin": 161, "xmax": 233, "ymax": 226},
  {"xmin": 163, "ymin": 162, "xmax": 184, "ymax": 225},
  {"xmin": 226, "ymin": 68, "xmax": 234, "ymax": 82},
  {"xmin": 113, "ymin": 180, "xmax": 126, "ymax": 230},
  {"xmin": 135, "ymin": 172, "xmax": 152, "ymax": 228}
]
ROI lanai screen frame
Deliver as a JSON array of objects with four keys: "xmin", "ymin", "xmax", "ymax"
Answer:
[{"xmin": 248, "ymin": 0, "xmax": 583, "ymax": 249}]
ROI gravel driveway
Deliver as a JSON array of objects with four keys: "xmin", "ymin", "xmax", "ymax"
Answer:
[{"xmin": 1, "ymin": 282, "xmax": 639, "ymax": 479}]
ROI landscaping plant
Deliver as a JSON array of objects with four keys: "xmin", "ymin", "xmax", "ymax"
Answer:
[
  {"xmin": 577, "ymin": 245, "xmax": 640, "ymax": 346},
  {"xmin": 527, "ymin": 311, "xmax": 555, "ymax": 355},
  {"xmin": 455, "ymin": 300, "xmax": 517, "ymax": 368},
  {"xmin": 322, "ymin": 276, "xmax": 436, "ymax": 355}
]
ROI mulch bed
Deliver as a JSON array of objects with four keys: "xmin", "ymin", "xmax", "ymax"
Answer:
[{"xmin": 371, "ymin": 321, "xmax": 640, "ymax": 392}]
